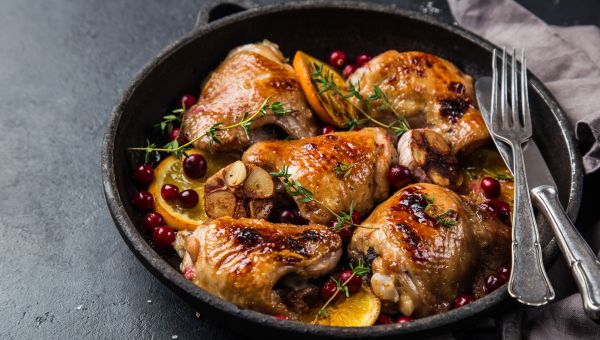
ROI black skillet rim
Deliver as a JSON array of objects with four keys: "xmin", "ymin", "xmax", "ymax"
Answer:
[{"xmin": 101, "ymin": 1, "xmax": 583, "ymax": 337}]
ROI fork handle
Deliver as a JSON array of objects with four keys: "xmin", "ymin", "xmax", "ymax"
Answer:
[
  {"xmin": 531, "ymin": 185, "xmax": 600, "ymax": 322},
  {"xmin": 508, "ymin": 141, "xmax": 555, "ymax": 305}
]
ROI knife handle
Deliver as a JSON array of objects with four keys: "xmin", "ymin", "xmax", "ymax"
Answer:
[{"xmin": 531, "ymin": 185, "xmax": 600, "ymax": 322}]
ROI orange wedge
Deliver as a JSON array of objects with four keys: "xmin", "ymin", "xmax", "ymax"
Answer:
[
  {"xmin": 293, "ymin": 51, "xmax": 355, "ymax": 128},
  {"xmin": 148, "ymin": 149, "xmax": 240, "ymax": 230},
  {"xmin": 300, "ymin": 285, "xmax": 381, "ymax": 327}
]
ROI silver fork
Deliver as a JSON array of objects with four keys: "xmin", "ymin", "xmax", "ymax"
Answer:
[{"xmin": 490, "ymin": 48, "xmax": 555, "ymax": 305}]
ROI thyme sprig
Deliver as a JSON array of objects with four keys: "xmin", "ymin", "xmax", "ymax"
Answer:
[
  {"xmin": 269, "ymin": 165, "xmax": 374, "ymax": 231},
  {"xmin": 156, "ymin": 104, "xmax": 186, "ymax": 134},
  {"xmin": 423, "ymin": 193, "xmax": 459, "ymax": 227},
  {"xmin": 483, "ymin": 168, "xmax": 513, "ymax": 181},
  {"xmin": 129, "ymin": 97, "xmax": 291, "ymax": 159},
  {"xmin": 313, "ymin": 260, "xmax": 370, "ymax": 323},
  {"xmin": 310, "ymin": 63, "xmax": 410, "ymax": 137},
  {"xmin": 333, "ymin": 162, "xmax": 355, "ymax": 178}
]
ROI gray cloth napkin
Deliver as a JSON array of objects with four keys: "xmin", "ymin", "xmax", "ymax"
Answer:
[
  {"xmin": 448, "ymin": 0, "xmax": 600, "ymax": 174},
  {"xmin": 447, "ymin": 0, "xmax": 600, "ymax": 339}
]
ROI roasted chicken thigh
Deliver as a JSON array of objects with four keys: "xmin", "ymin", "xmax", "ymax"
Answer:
[
  {"xmin": 183, "ymin": 41, "xmax": 318, "ymax": 152},
  {"xmin": 175, "ymin": 217, "xmax": 341, "ymax": 319},
  {"xmin": 242, "ymin": 128, "xmax": 395, "ymax": 225},
  {"xmin": 347, "ymin": 51, "xmax": 489, "ymax": 155},
  {"xmin": 349, "ymin": 183, "xmax": 510, "ymax": 317}
]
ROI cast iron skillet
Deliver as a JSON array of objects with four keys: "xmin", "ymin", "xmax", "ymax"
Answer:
[{"xmin": 101, "ymin": 1, "xmax": 583, "ymax": 338}]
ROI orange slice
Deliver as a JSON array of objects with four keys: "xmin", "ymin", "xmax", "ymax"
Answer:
[
  {"xmin": 148, "ymin": 149, "xmax": 240, "ymax": 230},
  {"xmin": 300, "ymin": 285, "xmax": 381, "ymax": 327},
  {"xmin": 293, "ymin": 50, "xmax": 355, "ymax": 128}
]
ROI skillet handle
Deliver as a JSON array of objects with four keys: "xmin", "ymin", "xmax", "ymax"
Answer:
[{"xmin": 195, "ymin": 0, "xmax": 258, "ymax": 29}]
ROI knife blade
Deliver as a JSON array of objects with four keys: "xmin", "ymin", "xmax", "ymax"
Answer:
[
  {"xmin": 476, "ymin": 76, "xmax": 600, "ymax": 321},
  {"xmin": 475, "ymin": 77, "xmax": 557, "ymax": 188}
]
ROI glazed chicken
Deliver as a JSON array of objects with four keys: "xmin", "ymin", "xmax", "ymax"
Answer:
[
  {"xmin": 349, "ymin": 183, "xmax": 510, "ymax": 317},
  {"xmin": 242, "ymin": 128, "xmax": 395, "ymax": 225},
  {"xmin": 347, "ymin": 51, "xmax": 489, "ymax": 155},
  {"xmin": 183, "ymin": 41, "xmax": 318, "ymax": 152},
  {"xmin": 175, "ymin": 217, "xmax": 341, "ymax": 319}
]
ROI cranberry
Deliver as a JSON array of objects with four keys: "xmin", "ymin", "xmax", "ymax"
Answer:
[
  {"xmin": 484, "ymin": 274, "xmax": 503, "ymax": 293},
  {"xmin": 168, "ymin": 127, "xmax": 187, "ymax": 145},
  {"xmin": 275, "ymin": 315, "xmax": 289, "ymax": 320},
  {"xmin": 320, "ymin": 280, "xmax": 338, "ymax": 301},
  {"xmin": 178, "ymin": 189, "xmax": 199, "ymax": 209},
  {"xmin": 180, "ymin": 94, "xmax": 197, "ymax": 108},
  {"xmin": 396, "ymin": 316, "xmax": 413, "ymax": 323},
  {"xmin": 337, "ymin": 226, "xmax": 353, "ymax": 243},
  {"xmin": 351, "ymin": 210, "xmax": 361, "ymax": 225},
  {"xmin": 387, "ymin": 164, "xmax": 413, "ymax": 190},
  {"xmin": 454, "ymin": 294, "xmax": 474, "ymax": 308},
  {"xmin": 278, "ymin": 209, "xmax": 301, "ymax": 224},
  {"xmin": 152, "ymin": 226, "xmax": 176, "ymax": 249},
  {"xmin": 480, "ymin": 177, "xmax": 501, "ymax": 198},
  {"xmin": 320, "ymin": 125, "xmax": 336, "ymax": 135},
  {"xmin": 355, "ymin": 54, "xmax": 372, "ymax": 67},
  {"xmin": 328, "ymin": 50, "xmax": 347, "ymax": 68},
  {"xmin": 376, "ymin": 314, "xmax": 393, "ymax": 325},
  {"xmin": 142, "ymin": 212, "xmax": 164, "ymax": 233},
  {"xmin": 183, "ymin": 154, "xmax": 207, "ymax": 179},
  {"xmin": 351, "ymin": 126, "xmax": 362, "ymax": 131},
  {"xmin": 133, "ymin": 164, "xmax": 154, "ymax": 186},
  {"xmin": 161, "ymin": 184, "xmax": 179, "ymax": 202},
  {"xmin": 337, "ymin": 270, "xmax": 362, "ymax": 294},
  {"xmin": 342, "ymin": 64, "xmax": 357, "ymax": 78},
  {"xmin": 479, "ymin": 199, "xmax": 511, "ymax": 224},
  {"xmin": 497, "ymin": 265, "xmax": 511, "ymax": 283},
  {"xmin": 132, "ymin": 191, "xmax": 154, "ymax": 211}
]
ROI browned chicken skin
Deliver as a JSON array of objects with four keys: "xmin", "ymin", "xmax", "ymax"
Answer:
[
  {"xmin": 242, "ymin": 128, "xmax": 395, "ymax": 225},
  {"xmin": 175, "ymin": 217, "xmax": 341, "ymax": 319},
  {"xmin": 347, "ymin": 51, "xmax": 489, "ymax": 155},
  {"xmin": 183, "ymin": 41, "xmax": 318, "ymax": 152},
  {"xmin": 349, "ymin": 183, "xmax": 510, "ymax": 317}
]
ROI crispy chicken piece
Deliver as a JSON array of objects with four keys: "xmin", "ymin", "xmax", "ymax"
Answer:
[
  {"xmin": 242, "ymin": 128, "xmax": 395, "ymax": 225},
  {"xmin": 348, "ymin": 183, "xmax": 510, "ymax": 317},
  {"xmin": 175, "ymin": 217, "xmax": 341, "ymax": 319},
  {"xmin": 183, "ymin": 41, "xmax": 318, "ymax": 152},
  {"xmin": 347, "ymin": 51, "xmax": 489, "ymax": 155}
]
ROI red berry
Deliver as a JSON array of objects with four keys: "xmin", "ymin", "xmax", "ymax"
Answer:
[
  {"xmin": 351, "ymin": 126, "xmax": 362, "ymax": 131},
  {"xmin": 275, "ymin": 315, "xmax": 289, "ymax": 320},
  {"xmin": 320, "ymin": 280, "xmax": 338, "ymax": 301},
  {"xmin": 133, "ymin": 164, "xmax": 154, "ymax": 186},
  {"xmin": 351, "ymin": 210, "xmax": 361, "ymax": 225},
  {"xmin": 278, "ymin": 209, "xmax": 301, "ymax": 224},
  {"xmin": 161, "ymin": 184, "xmax": 179, "ymax": 202},
  {"xmin": 183, "ymin": 154, "xmax": 207, "ymax": 179},
  {"xmin": 396, "ymin": 316, "xmax": 413, "ymax": 323},
  {"xmin": 497, "ymin": 265, "xmax": 511, "ymax": 283},
  {"xmin": 479, "ymin": 199, "xmax": 511, "ymax": 225},
  {"xmin": 328, "ymin": 50, "xmax": 347, "ymax": 68},
  {"xmin": 480, "ymin": 177, "xmax": 501, "ymax": 198},
  {"xmin": 483, "ymin": 274, "xmax": 503, "ymax": 293},
  {"xmin": 342, "ymin": 64, "xmax": 357, "ymax": 78},
  {"xmin": 180, "ymin": 94, "xmax": 197, "ymax": 108},
  {"xmin": 387, "ymin": 165, "xmax": 413, "ymax": 190},
  {"xmin": 178, "ymin": 189, "xmax": 199, "ymax": 209},
  {"xmin": 142, "ymin": 212, "xmax": 164, "ymax": 233},
  {"xmin": 132, "ymin": 191, "xmax": 154, "ymax": 211},
  {"xmin": 454, "ymin": 294, "xmax": 473, "ymax": 308},
  {"xmin": 321, "ymin": 125, "xmax": 336, "ymax": 135},
  {"xmin": 169, "ymin": 127, "xmax": 187, "ymax": 144},
  {"xmin": 337, "ymin": 227, "xmax": 353, "ymax": 243},
  {"xmin": 337, "ymin": 270, "xmax": 362, "ymax": 294},
  {"xmin": 376, "ymin": 314, "xmax": 393, "ymax": 325},
  {"xmin": 152, "ymin": 226, "xmax": 176, "ymax": 249},
  {"xmin": 355, "ymin": 54, "xmax": 372, "ymax": 67}
]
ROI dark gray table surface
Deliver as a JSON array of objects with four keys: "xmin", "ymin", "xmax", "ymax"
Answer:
[{"xmin": 1, "ymin": 0, "xmax": 598, "ymax": 339}]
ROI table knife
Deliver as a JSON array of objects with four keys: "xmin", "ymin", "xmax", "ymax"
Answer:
[{"xmin": 476, "ymin": 77, "xmax": 600, "ymax": 321}]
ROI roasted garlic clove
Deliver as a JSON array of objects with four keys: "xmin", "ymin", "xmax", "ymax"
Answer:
[
  {"xmin": 204, "ymin": 161, "xmax": 275, "ymax": 219},
  {"xmin": 397, "ymin": 129, "xmax": 462, "ymax": 189}
]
